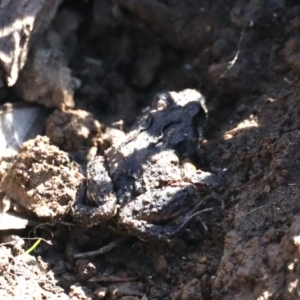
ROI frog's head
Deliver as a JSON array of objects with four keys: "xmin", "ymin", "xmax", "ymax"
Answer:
[{"xmin": 152, "ymin": 89, "xmax": 207, "ymax": 159}]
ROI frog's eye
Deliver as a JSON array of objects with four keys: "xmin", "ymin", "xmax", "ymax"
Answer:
[{"xmin": 157, "ymin": 98, "xmax": 168, "ymax": 111}]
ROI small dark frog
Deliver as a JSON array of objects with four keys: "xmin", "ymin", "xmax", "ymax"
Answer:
[{"xmin": 72, "ymin": 89, "xmax": 221, "ymax": 241}]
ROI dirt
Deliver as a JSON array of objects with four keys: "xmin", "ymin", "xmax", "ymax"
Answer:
[
  {"xmin": 1, "ymin": 136, "xmax": 84, "ymax": 219},
  {"xmin": 1, "ymin": 0, "xmax": 300, "ymax": 299}
]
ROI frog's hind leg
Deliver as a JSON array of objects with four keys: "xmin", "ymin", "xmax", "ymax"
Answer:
[
  {"xmin": 117, "ymin": 216, "xmax": 183, "ymax": 242},
  {"xmin": 71, "ymin": 156, "xmax": 118, "ymax": 226},
  {"xmin": 118, "ymin": 185, "xmax": 217, "ymax": 242},
  {"xmin": 118, "ymin": 208, "xmax": 212, "ymax": 243}
]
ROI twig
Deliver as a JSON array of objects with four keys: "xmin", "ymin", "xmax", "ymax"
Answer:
[
  {"xmin": 218, "ymin": 27, "xmax": 245, "ymax": 80},
  {"xmin": 22, "ymin": 237, "xmax": 52, "ymax": 245},
  {"xmin": 74, "ymin": 237, "xmax": 127, "ymax": 258},
  {"xmin": 89, "ymin": 275, "xmax": 138, "ymax": 282},
  {"xmin": 246, "ymin": 205, "xmax": 266, "ymax": 216}
]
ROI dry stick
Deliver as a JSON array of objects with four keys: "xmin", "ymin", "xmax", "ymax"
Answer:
[
  {"xmin": 22, "ymin": 237, "xmax": 52, "ymax": 245},
  {"xmin": 74, "ymin": 236, "xmax": 128, "ymax": 259},
  {"xmin": 89, "ymin": 275, "xmax": 138, "ymax": 282},
  {"xmin": 246, "ymin": 205, "xmax": 266, "ymax": 216},
  {"xmin": 218, "ymin": 26, "xmax": 246, "ymax": 80}
]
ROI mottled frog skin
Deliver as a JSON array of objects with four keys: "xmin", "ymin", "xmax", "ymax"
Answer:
[{"xmin": 72, "ymin": 89, "xmax": 220, "ymax": 241}]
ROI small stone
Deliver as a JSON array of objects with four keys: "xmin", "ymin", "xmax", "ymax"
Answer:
[
  {"xmin": 199, "ymin": 256, "xmax": 207, "ymax": 264},
  {"xmin": 94, "ymin": 287, "xmax": 108, "ymax": 299},
  {"xmin": 264, "ymin": 185, "xmax": 271, "ymax": 193}
]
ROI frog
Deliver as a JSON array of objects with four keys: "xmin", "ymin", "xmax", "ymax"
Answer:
[{"xmin": 71, "ymin": 89, "xmax": 221, "ymax": 242}]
